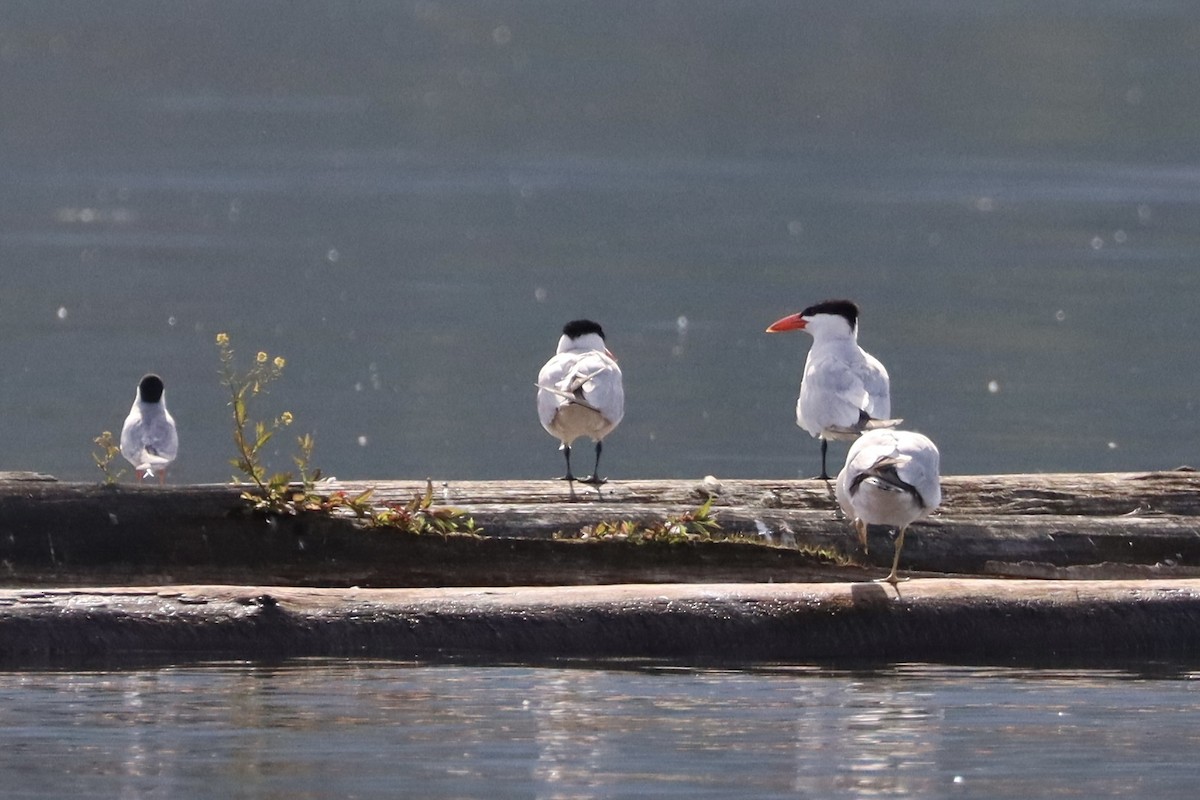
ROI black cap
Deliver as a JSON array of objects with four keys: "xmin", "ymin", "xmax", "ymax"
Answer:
[
  {"xmin": 562, "ymin": 319, "xmax": 606, "ymax": 340},
  {"xmin": 138, "ymin": 374, "xmax": 165, "ymax": 403},
  {"xmin": 799, "ymin": 299, "xmax": 858, "ymax": 330}
]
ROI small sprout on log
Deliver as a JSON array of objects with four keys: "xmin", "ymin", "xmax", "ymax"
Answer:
[
  {"xmin": 91, "ymin": 430, "xmax": 126, "ymax": 485},
  {"xmin": 295, "ymin": 486, "xmax": 377, "ymax": 519},
  {"xmin": 721, "ymin": 533, "xmax": 853, "ymax": 565},
  {"xmin": 801, "ymin": 544, "xmax": 854, "ymax": 566},
  {"xmin": 557, "ymin": 498, "xmax": 721, "ymax": 544},
  {"xmin": 369, "ymin": 480, "xmax": 481, "ymax": 535}
]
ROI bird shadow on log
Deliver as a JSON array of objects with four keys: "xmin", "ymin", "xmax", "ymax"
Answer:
[{"xmin": 850, "ymin": 582, "xmax": 895, "ymax": 606}]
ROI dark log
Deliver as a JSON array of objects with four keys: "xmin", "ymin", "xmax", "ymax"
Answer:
[
  {"xmin": 2, "ymin": 580, "xmax": 1200, "ymax": 667},
  {"xmin": 0, "ymin": 470, "xmax": 1195, "ymax": 587},
  {"xmin": 0, "ymin": 470, "xmax": 1198, "ymax": 666}
]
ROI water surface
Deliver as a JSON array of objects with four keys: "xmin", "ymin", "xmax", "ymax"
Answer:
[
  {"xmin": 3, "ymin": 660, "xmax": 1198, "ymax": 799},
  {"xmin": 0, "ymin": 2, "xmax": 1197, "ymax": 482}
]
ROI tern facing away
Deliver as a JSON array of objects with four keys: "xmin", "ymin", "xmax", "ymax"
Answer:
[
  {"xmin": 766, "ymin": 299, "xmax": 900, "ymax": 479},
  {"xmin": 120, "ymin": 373, "xmax": 179, "ymax": 484},
  {"xmin": 835, "ymin": 428, "xmax": 941, "ymax": 585},
  {"xmin": 537, "ymin": 319, "xmax": 624, "ymax": 485}
]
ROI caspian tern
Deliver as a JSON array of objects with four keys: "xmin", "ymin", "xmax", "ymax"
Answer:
[
  {"xmin": 120, "ymin": 373, "xmax": 179, "ymax": 484},
  {"xmin": 537, "ymin": 319, "xmax": 624, "ymax": 485},
  {"xmin": 835, "ymin": 428, "xmax": 941, "ymax": 585},
  {"xmin": 766, "ymin": 299, "xmax": 900, "ymax": 479}
]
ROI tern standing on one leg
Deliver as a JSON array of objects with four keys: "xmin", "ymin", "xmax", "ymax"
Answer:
[
  {"xmin": 835, "ymin": 428, "xmax": 941, "ymax": 585},
  {"xmin": 766, "ymin": 299, "xmax": 899, "ymax": 479},
  {"xmin": 120, "ymin": 373, "xmax": 179, "ymax": 484},
  {"xmin": 537, "ymin": 319, "xmax": 624, "ymax": 485}
]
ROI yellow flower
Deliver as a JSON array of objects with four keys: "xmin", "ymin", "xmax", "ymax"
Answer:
[
  {"xmin": 256, "ymin": 351, "xmax": 268, "ymax": 364},
  {"xmin": 280, "ymin": 411, "xmax": 294, "ymax": 426},
  {"xmin": 274, "ymin": 356, "xmax": 286, "ymax": 369},
  {"xmin": 215, "ymin": 332, "xmax": 230, "ymax": 346}
]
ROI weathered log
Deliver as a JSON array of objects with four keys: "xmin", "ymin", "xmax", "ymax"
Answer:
[
  {"xmin": 0, "ymin": 480, "xmax": 855, "ymax": 587},
  {"xmin": 0, "ymin": 471, "xmax": 1195, "ymax": 586},
  {"xmin": 360, "ymin": 470, "xmax": 1200, "ymax": 516},
  {"xmin": 2, "ymin": 580, "xmax": 1200, "ymax": 666},
  {"xmin": 0, "ymin": 469, "xmax": 1197, "ymax": 666}
]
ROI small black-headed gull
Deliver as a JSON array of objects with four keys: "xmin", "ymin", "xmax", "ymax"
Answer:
[
  {"xmin": 120, "ymin": 373, "xmax": 178, "ymax": 484},
  {"xmin": 537, "ymin": 319, "xmax": 624, "ymax": 485},
  {"xmin": 835, "ymin": 428, "xmax": 941, "ymax": 585},
  {"xmin": 766, "ymin": 299, "xmax": 899, "ymax": 479}
]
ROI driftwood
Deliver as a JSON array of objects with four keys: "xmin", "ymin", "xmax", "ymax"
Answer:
[
  {"xmin": 0, "ymin": 469, "xmax": 1195, "ymax": 586},
  {"xmin": 364, "ymin": 471, "xmax": 1200, "ymax": 517},
  {"xmin": 0, "ymin": 471, "xmax": 1197, "ymax": 665},
  {"xmin": 3, "ymin": 580, "xmax": 1200, "ymax": 666}
]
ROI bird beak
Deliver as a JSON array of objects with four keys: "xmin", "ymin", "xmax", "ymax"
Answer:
[{"xmin": 765, "ymin": 314, "xmax": 807, "ymax": 333}]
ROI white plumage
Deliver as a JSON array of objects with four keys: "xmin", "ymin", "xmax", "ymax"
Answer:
[
  {"xmin": 537, "ymin": 320, "xmax": 624, "ymax": 484},
  {"xmin": 835, "ymin": 428, "xmax": 941, "ymax": 585},
  {"xmin": 766, "ymin": 299, "xmax": 899, "ymax": 478},
  {"xmin": 120, "ymin": 373, "xmax": 178, "ymax": 484}
]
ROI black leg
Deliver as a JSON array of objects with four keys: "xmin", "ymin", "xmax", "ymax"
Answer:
[
  {"xmin": 559, "ymin": 445, "xmax": 576, "ymax": 482},
  {"xmin": 819, "ymin": 439, "xmax": 830, "ymax": 480},
  {"xmin": 580, "ymin": 440, "xmax": 607, "ymax": 485}
]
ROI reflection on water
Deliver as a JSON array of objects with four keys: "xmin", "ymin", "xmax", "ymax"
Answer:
[
  {"xmin": 800, "ymin": 679, "xmax": 942, "ymax": 797},
  {"xmin": 531, "ymin": 674, "xmax": 610, "ymax": 798},
  {"xmin": 2, "ymin": 661, "xmax": 1199, "ymax": 799}
]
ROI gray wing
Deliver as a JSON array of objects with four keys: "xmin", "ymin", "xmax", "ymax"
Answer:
[{"xmin": 855, "ymin": 350, "xmax": 891, "ymax": 421}]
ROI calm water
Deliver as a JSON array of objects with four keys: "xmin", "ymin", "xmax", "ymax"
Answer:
[
  {"xmin": 0, "ymin": 1, "xmax": 1197, "ymax": 482},
  {"xmin": 0, "ymin": 660, "xmax": 1197, "ymax": 799}
]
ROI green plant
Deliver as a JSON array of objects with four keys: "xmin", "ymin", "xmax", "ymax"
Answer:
[
  {"xmin": 795, "ymin": 543, "xmax": 854, "ymax": 566},
  {"xmin": 721, "ymin": 532, "xmax": 853, "ymax": 565},
  {"xmin": 216, "ymin": 333, "xmax": 477, "ymax": 531},
  {"xmin": 216, "ymin": 332, "xmax": 312, "ymax": 513},
  {"xmin": 92, "ymin": 430, "xmax": 126, "ymax": 485},
  {"xmin": 368, "ymin": 480, "xmax": 481, "ymax": 535},
  {"xmin": 557, "ymin": 498, "xmax": 721, "ymax": 544}
]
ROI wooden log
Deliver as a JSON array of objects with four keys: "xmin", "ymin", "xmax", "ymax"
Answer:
[
  {"xmin": 0, "ymin": 470, "xmax": 1195, "ymax": 586},
  {"xmin": 358, "ymin": 469, "xmax": 1200, "ymax": 516},
  {"xmin": 2, "ymin": 580, "xmax": 1200, "ymax": 666},
  {"xmin": 295, "ymin": 470, "xmax": 1200, "ymax": 578},
  {"xmin": 0, "ymin": 468, "xmax": 1196, "ymax": 665},
  {"xmin": 0, "ymin": 481, "xmax": 856, "ymax": 587}
]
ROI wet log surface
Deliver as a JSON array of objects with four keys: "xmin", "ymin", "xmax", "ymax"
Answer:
[
  {"xmin": 0, "ymin": 469, "xmax": 1196, "ymax": 587},
  {"xmin": 4, "ymin": 580, "xmax": 1200, "ymax": 666}
]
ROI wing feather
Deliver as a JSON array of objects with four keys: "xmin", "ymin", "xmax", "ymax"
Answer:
[{"xmin": 537, "ymin": 350, "xmax": 624, "ymax": 429}]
